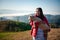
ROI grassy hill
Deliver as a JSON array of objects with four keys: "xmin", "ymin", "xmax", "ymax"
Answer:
[
  {"xmin": 0, "ymin": 18, "xmax": 60, "ymax": 40},
  {"xmin": 0, "ymin": 28, "xmax": 60, "ymax": 40}
]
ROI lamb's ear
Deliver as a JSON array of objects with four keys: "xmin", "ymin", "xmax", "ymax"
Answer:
[{"xmin": 29, "ymin": 16, "xmax": 31, "ymax": 17}]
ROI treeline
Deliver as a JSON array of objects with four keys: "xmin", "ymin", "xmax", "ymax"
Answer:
[{"xmin": 0, "ymin": 20, "xmax": 31, "ymax": 32}]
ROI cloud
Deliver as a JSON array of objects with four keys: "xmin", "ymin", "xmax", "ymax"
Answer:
[{"xmin": 0, "ymin": 9, "xmax": 33, "ymax": 17}]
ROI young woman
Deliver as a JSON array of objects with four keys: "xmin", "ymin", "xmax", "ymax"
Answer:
[{"xmin": 29, "ymin": 8, "xmax": 50, "ymax": 40}]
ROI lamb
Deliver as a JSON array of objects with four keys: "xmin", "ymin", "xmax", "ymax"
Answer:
[{"xmin": 28, "ymin": 16, "xmax": 50, "ymax": 30}]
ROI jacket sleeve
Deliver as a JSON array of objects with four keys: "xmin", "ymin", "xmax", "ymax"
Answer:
[
  {"xmin": 43, "ymin": 16, "xmax": 49, "ymax": 26},
  {"xmin": 34, "ymin": 21, "xmax": 40, "ymax": 27}
]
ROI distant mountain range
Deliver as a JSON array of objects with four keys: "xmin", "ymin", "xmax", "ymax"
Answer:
[
  {"xmin": 0, "ymin": 14, "xmax": 60, "ymax": 24},
  {"xmin": 45, "ymin": 15, "xmax": 60, "ymax": 24}
]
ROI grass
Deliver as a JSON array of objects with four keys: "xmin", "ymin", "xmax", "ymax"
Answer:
[
  {"xmin": 0, "ymin": 28, "xmax": 60, "ymax": 40},
  {"xmin": 0, "ymin": 30, "xmax": 32, "ymax": 40},
  {"xmin": 0, "ymin": 32, "xmax": 16, "ymax": 40}
]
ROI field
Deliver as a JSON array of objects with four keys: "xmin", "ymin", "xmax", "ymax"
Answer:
[{"xmin": 0, "ymin": 28, "xmax": 60, "ymax": 40}]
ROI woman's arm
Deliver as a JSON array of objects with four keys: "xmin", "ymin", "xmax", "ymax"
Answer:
[
  {"xmin": 43, "ymin": 16, "xmax": 51, "ymax": 32},
  {"xmin": 29, "ymin": 20, "xmax": 33, "ymax": 26}
]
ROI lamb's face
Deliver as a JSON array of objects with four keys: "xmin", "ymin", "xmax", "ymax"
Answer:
[{"xmin": 28, "ymin": 16, "xmax": 35, "ymax": 21}]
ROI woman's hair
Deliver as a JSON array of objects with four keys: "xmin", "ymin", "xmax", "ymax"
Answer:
[{"xmin": 36, "ymin": 7, "xmax": 44, "ymax": 20}]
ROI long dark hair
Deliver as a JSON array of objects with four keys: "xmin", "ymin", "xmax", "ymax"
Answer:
[{"xmin": 36, "ymin": 8, "xmax": 44, "ymax": 20}]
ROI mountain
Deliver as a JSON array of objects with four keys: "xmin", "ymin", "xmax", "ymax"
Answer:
[
  {"xmin": 0, "ymin": 14, "xmax": 60, "ymax": 24},
  {"xmin": 0, "ymin": 17, "xmax": 9, "ymax": 21},
  {"xmin": 45, "ymin": 14, "xmax": 60, "ymax": 24}
]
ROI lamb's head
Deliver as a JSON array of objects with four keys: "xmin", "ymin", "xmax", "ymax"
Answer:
[{"xmin": 28, "ymin": 15, "xmax": 35, "ymax": 21}]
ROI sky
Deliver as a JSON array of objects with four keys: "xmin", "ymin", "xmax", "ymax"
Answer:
[{"xmin": 0, "ymin": 0, "xmax": 60, "ymax": 16}]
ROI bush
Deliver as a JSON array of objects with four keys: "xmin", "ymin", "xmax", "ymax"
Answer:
[{"xmin": 50, "ymin": 24, "xmax": 60, "ymax": 28}]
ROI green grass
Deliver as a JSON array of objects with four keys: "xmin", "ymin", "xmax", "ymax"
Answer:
[
  {"xmin": 0, "ymin": 32, "xmax": 17, "ymax": 40},
  {"xmin": 0, "ymin": 33, "xmax": 7, "ymax": 38}
]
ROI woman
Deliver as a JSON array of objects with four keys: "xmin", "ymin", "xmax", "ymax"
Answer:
[{"xmin": 29, "ymin": 7, "xmax": 50, "ymax": 40}]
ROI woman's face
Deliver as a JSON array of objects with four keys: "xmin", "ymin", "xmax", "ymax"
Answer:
[{"xmin": 35, "ymin": 9, "xmax": 40, "ymax": 16}]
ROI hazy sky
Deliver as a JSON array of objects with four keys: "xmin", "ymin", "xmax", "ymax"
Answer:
[{"xmin": 0, "ymin": 0, "xmax": 60, "ymax": 16}]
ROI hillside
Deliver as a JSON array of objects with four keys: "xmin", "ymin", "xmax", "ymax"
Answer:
[{"xmin": 0, "ymin": 20, "xmax": 31, "ymax": 32}]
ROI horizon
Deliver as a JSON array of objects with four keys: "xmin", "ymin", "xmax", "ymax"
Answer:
[{"xmin": 0, "ymin": 13, "xmax": 60, "ymax": 17}]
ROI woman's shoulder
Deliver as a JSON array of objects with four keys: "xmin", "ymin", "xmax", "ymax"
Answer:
[
  {"xmin": 43, "ymin": 16, "xmax": 50, "ymax": 26},
  {"xmin": 43, "ymin": 16, "xmax": 48, "ymax": 22}
]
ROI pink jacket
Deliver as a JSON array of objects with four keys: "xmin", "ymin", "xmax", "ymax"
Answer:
[{"xmin": 29, "ymin": 15, "xmax": 50, "ymax": 37}]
